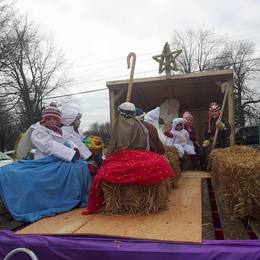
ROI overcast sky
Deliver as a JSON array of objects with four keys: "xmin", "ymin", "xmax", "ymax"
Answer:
[{"xmin": 12, "ymin": 0, "xmax": 260, "ymax": 130}]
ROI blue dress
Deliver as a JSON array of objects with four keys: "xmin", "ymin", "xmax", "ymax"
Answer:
[{"xmin": 0, "ymin": 156, "xmax": 91, "ymax": 222}]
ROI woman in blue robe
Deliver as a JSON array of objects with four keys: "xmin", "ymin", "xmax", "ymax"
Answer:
[{"xmin": 0, "ymin": 103, "xmax": 91, "ymax": 223}]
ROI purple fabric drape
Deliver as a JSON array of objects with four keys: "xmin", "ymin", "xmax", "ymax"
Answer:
[{"xmin": 0, "ymin": 231, "xmax": 259, "ymax": 260}]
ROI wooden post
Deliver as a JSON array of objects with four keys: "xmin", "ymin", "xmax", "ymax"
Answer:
[
  {"xmin": 126, "ymin": 52, "xmax": 136, "ymax": 102},
  {"xmin": 109, "ymin": 90, "xmax": 116, "ymax": 131},
  {"xmin": 228, "ymin": 80, "xmax": 235, "ymax": 146}
]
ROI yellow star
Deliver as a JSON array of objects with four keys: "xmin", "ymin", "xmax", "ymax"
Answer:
[{"xmin": 153, "ymin": 42, "xmax": 182, "ymax": 75}]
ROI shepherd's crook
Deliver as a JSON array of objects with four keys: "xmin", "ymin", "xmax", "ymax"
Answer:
[{"xmin": 126, "ymin": 52, "xmax": 136, "ymax": 102}]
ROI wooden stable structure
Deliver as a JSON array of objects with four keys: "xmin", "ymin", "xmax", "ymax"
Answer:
[{"xmin": 107, "ymin": 69, "xmax": 235, "ymax": 145}]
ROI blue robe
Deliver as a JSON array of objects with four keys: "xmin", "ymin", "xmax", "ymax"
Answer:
[{"xmin": 0, "ymin": 156, "xmax": 91, "ymax": 223}]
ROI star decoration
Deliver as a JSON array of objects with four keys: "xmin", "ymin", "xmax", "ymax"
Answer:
[{"xmin": 153, "ymin": 42, "xmax": 182, "ymax": 76}]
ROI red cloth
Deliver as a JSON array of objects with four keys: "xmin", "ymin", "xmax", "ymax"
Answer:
[
  {"xmin": 184, "ymin": 123, "xmax": 197, "ymax": 142},
  {"xmin": 88, "ymin": 161, "xmax": 98, "ymax": 175},
  {"xmin": 82, "ymin": 149, "xmax": 175, "ymax": 215},
  {"xmin": 164, "ymin": 130, "xmax": 173, "ymax": 138},
  {"xmin": 208, "ymin": 111, "xmax": 220, "ymax": 133}
]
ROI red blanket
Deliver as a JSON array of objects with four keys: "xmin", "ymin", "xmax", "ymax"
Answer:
[{"xmin": 82, "ymin": 149, "xmax": 174, "ymax": 215}]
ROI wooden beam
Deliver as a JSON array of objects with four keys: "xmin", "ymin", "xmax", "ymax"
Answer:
[
  {"xmin": 201, "ymin": 179, "xmax": 215, "ymax": 240},
  {"xmin": 228, "ymin": 80, "xmax": 235, "ymax": 146},
  {"xmin": 109, "ymin": 90, "xmax": 116, "ymax": 131},
  {"xmin": 106, "ymin": 69, "xmax": 234, "ymax": 89}
]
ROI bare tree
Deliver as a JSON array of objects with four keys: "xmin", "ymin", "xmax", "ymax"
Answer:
[
  {"xmin": 0, "ymin": 98, "xmax": 20, "ymax": 151},
  {"xmin": 0, "ymin": 1, "xmax": 14, "ymax": 70},
  {"xmin": 171, "ymin": 28, "xmax": 260, "ymax": 127},
  {"xmin": 172, "ymin": 28, "xmax": 224, "ymax": 73},
  {"xmin": 0, "ymin": 16, "xmax": 68, "ymax": 128},
  {"xmin": 217, "ymin": 40, "xmax": 260, "ymax": 126}
]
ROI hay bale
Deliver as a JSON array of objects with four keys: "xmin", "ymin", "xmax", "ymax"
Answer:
[
  {"xmin": 164, "ymin": 146, "xmax": 180, "ymax": 187},
  {"xmin": 101, "ymin": 180, "xmax": 170, "ymax": 215},
  {"xmin": 210, "ymin": 146, "xmax": 260, "ymax": 219}
]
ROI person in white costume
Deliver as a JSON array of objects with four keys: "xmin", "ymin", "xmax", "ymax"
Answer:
[
  {"xmin": 144, "ymin": 107, "xmax": 167, "ymax": 146},
  {"xmin": 168, "ymin": 118, "xmax": 196, "ymax": 158},
  {"xmin": 0, "ymin": 102, "xmax": 92, "ymax": 223},
  {"xmin": 31, "ymin": 102, "xmax": 79, "ymax": 162},
  {"xmin": 61, "ymin": 104, "xmax": 92, "ymax": 160}
]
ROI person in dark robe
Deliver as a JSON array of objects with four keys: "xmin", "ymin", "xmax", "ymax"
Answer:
[
  {"xmin": 106, "ymin": 102, "xmax": 148, "ymax": 157},
  {"xmin": 200, "ymin": 102, "xmax": 231, "ymax": 170}
]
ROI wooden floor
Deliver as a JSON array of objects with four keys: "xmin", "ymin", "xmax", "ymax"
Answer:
[{"xmin": 17, "ymin": 174, "xmax": 203, "ymax": 243}]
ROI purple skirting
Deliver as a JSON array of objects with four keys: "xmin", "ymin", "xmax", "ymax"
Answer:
[{"xmin": 0, "ymin": 231, "xmax": 259, "ymax": 260}]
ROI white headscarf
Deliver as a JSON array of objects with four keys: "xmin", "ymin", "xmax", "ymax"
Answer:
[
  {"xmin": 144, "ymin": 107, "xmax": 160, "ymax": 128},
  {"xmin": 171, "ymin": 118, "xmax": 184, "ymax": 132},
  {"xmin": 61, "ymin": 103, "xmax": 82, "ymax": 126},
  {"xmin": 144, "ymin": 107, "xmax": 167, "ymax": 145}
]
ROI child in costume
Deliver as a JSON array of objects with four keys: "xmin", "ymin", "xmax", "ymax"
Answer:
[
  {"xmin": 183, "ymin": 111, "xmax": 197, "ymax": 146},
  {"xmin": 0, "ymin": 102, "xmax": 91, "ymax": 223},
  {"xmin": 31, "ymin": 102, "xmax": 80, "ymax": 161},
  {"xmin": 203, "ymin": 102, "xmax": 230, "ymax": 147},
  {"xmin": 167, "ymin": 118, "xmax": 196, "ymax": 158},
  {"xmin": 200, "ymin": 102, "xmax": 230, "ymax": 170},
  {"xmin": 183, "ymin": 111, "xmax": 200, "ymax": 168},
  {"xmin": 84, "ymin": 135, "xmax": 104, "ymax": 176},
  {"xmin": 61, "ymin": 103, "xmax": 92, "ymax": 160}
]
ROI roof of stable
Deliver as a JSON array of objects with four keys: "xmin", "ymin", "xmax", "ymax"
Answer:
[{"xmin": 106, "ymin": 69, "xmax": 233, "ymax": 112}]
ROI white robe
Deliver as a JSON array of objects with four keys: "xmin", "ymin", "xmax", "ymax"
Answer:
[
  {"xmin": 144, "ymin": 107, "xmax": 167, "ymax": 146},
  {"xmin": 31, "ymin": 123, "xmax": 76, "ymax": 162},
  {"xmin": 170, "ymin": 129, "xmax": 195, "ymax": 158},
  {"xmin": 62, "ymin": 126, "xmax": 92, "ymax": 160},
  {"xmin": 168, "ymin": 118, "xmax": 196, "ymax": 158}
]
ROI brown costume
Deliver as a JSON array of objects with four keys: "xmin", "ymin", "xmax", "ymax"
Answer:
[
  {"xmin": 142, "ymin": 121, "xmax": 165, "ymax": 155},
  {"xmin": 107, "ymin": 114, "xmax": 147, "ymax": 157}
]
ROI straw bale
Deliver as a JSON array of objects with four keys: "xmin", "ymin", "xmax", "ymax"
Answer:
[
  {"xmin": 164, "ymin": 146, "xmax": 180, "ymax": 187},
  {"xmin": 101, "ymin": 180, "xmax": 170, "ymax": 215},
  {"xmin": 210, "ymin": 146, "xmax": 260, "ymax": 219}
]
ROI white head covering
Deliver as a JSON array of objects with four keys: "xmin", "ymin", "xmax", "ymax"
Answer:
[
  {"xmin": 144, "ymin": 107, "xmax": 160, "ymax": 128},
  {"xmin": 118, "ymin": 102, "xmax": 136, "ymax": 113},
  {"xmin": 144, "ymin": 107, "xmax": 168, "ymax": 145},
  {"xmin": 61, "ymin": 103, "xmax": 82, "ymax": 126},
  {"xmin": 171, "ymin": 117, "xmax": 184, "ymax": 132}
]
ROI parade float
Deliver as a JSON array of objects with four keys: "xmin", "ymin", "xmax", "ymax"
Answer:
[{"xmin": 0, "ymin": 43, "xmax": 259, "ymax": 260}]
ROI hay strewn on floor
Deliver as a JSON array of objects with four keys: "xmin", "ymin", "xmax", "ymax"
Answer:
[
  {"xmin": 164, "ymin": 146, "xmax": 180, "ymax": 187},
  {"xmin": 210, "ymin": 146, "xmax": 260, "ymax": 219},
  {"xmin": 101, "ymin": 180, "xmax": 170, "ymax": 215}
]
